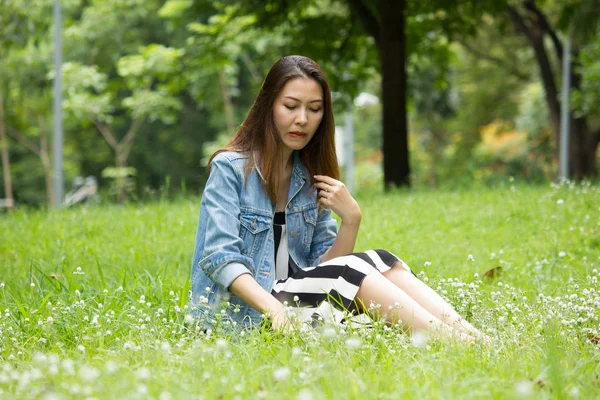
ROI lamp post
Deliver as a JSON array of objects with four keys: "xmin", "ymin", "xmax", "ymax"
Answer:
[
  {"xmin": 52, "ymin": 0, "xmax": 63, "ymax": 208},
  {"xmin": 559, "ymin": 36, "xmax": 571, "ymax": 181}
]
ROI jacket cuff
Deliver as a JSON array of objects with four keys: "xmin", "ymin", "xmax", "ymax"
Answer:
[{"xmin": 212, "ymin": 262, "xmax": 252, "ymax": 290}]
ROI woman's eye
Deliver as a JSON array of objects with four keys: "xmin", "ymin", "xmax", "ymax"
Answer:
[
  {"xmin": 310, "ymin": 108, "xmax": 322, "ymax": 113},
  {"xmin": 285, "ymin": 105, "xmax": 296, "ymax": 110}
]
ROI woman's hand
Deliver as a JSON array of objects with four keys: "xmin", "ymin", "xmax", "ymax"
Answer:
[
  {"xmin": 269, "ymin": 309, "xmax": 294, "ymax": 333},
  {"xmin": 314, "ymin": 175, "xmax": 362, "ymax": 225}
]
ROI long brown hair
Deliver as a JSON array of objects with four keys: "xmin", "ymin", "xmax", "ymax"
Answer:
[{"xmin": 209, "ymin": 55, "xmax": 340, "ymax": 202}]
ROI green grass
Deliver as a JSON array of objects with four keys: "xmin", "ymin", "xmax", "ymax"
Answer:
[{"xmin": 1, "ymin": 182, "xmax": 599, "ymax": 399}]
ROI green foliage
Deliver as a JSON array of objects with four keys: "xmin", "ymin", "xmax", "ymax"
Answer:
[
  {"xmin": 101, "ymin": 166, "xmax": 137, "ymax": 202},
  {"xmin": 1, "ymin": 0, "xmax": 599, "ymax": 205},
  {"xmin": 572, "ymin": 42, "xmax": 600, "ymax": 121}
]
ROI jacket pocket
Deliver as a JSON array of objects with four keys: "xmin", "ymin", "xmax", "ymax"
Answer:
[{"xmin": 239, "ymin": 212, "xmax": 271, "ymax": 258}]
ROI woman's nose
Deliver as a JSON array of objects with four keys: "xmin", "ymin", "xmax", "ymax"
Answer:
[{"xmin": 296, "ymin": 109, "xmax": 308, "ymax": 125}]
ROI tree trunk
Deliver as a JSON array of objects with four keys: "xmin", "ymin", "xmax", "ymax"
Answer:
[
  {"xmin": 39, "ymin": 119, "xmax": 53, "ymax": 205},
  {"xmin": 530, "ymin": 37, "xmax": 561, "ymax": 147},
  {"xmin": 509, "ymin": 3, "xmax": 598, "ymax": 179},
  {"xmin": 40, "ymin": 152, "xmax": 53, "ymax": 205},
  {"xmin": 380, "ymin": 0, "xmax": 410, "ymax": 188},
  {"xmin": 116, "ymin": 147, "xmax": 128, "ymax": 204},
  {"xmin": 570, "ymin": 117, "xmax": 598, "ymax": 179},
  {"xmin": 219, "ymin": 70, "xmax": 235, "ymax": 136},
  {"xmin": 0, "ymin": 92, "xmax": 14, "ymax": 211},
  {"xmin": 568, "ymin": 59, "xmax": 598, "ymax": 179}
]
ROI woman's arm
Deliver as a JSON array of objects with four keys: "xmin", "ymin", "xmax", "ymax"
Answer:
[
  {"xmin": 229, "ymin": 274, "xmax": 289, "ymax": 330},
  {"xmin": 320, "ymin": 215, "xmax": 361, "ymax": 262},
  {"xmin": 195, "ymin": 154, "xmax": 256, "ymax": 290},
  {"xmin": 313, "ymin": 175, "xmax": 362, "ymax": 262}
]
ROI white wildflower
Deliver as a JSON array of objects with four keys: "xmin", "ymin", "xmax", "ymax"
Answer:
[
  {"xmin": 291, "ymin": 347, "xmax": 303, "ymax": 357},
  {"xmin": 559, "ymin": 251, "xmax": 566, "ymax": 258},
  {"xmin": 159, "ymin": 391, "xmax": 173, "ymax": 400},
  {"xmin": 105, "ymin": 361, "xmax": 118, "ymax": 374},
  {"xmin": 410, "ymin": 331, "xmax": 429, "ymax": 348},
  {"xmin": 273, "ymin": 367, "xmax": 290, "ymax": 382},
  {"xmin": 79, "ymin": 366, "xmax": 99, "ymax": 381},
  {"xmin": 161, "ymin": 341, "xmax": 172, "ymax": 353},
  {"xmin": 216, "ymin": 338, "xmax": 228, "ymax": 350},
  {"xmin": 514, "ymin": 379, "xmax": 533, "ymax": 397},
  {"xmin": 467, "ymin": 254, "xmax": 475, "ymax": 262},
  {"xmin": 73, "ymin": 267, "xmax": 85, "ymax": 275},
  {"xmin": 297, "ymin": 388, "xmax": 314, "ymax": 400},
  {"xmin": 136, "ymin": 367, "xmax": 151, "ymax": 380},
  {"xmin": 322, "ymin": 326, "xmax": 336, "ymax": 339},
  {"xmin": 569, "ymin": 386, "xmax": 580, "ymax": 399},
  {"xmin": 345, "ymin": 337, "xmax": 361, "ymax": 349}
]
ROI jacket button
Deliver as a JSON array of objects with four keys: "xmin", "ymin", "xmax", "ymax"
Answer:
[
  {"xmin": 290, "ymin": 230, "xmax": 296, "ymax": 238},
  {"xmin": 287, "ymin": 203, "xmax": 292, "ymax": 209}
]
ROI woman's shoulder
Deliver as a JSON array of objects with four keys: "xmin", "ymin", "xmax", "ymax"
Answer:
[
  {"xmin": 212, "ymin": 150, "xmax": 249, "ymax": 164},
  {"xmin": 210, "ymin": 150, "xmax": 252, "ymax": 171}
]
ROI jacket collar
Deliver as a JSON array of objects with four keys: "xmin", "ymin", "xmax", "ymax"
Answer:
[
  {"xmin": 286, "ymin": 152, "xmax": 308, "ymax": 208},
  {"xmin": 292, "ymin": 151, "xmax": 307, "ymax": 181}
]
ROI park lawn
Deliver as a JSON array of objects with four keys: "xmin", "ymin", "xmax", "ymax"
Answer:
[{"xmin": 0, "ymin": 182, "xmax": 599, "ymax": 399}]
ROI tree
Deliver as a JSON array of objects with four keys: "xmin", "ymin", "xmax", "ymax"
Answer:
[
  {"xmin": 55, "ymin": 0, "xmax": 187, "ymax": 202},
  {"xmin": 507, "ymin": 0, "xmax": 600, "ymax": 178},
  {"xmin": 62, "ymin": 45, "xmax": 184, "ymax": 201},
  {"xmin": 0, "ymin": 0, "xmax": 52, "ymax": 209},
  {"xmin": 180, "ymin": 0, "xmax": 504, "ymax": 188},
  {"xmin": 0, "ymin": 0, "xmax": 59, "ymax": 206},
  {"xmin": 341, "ymin": 1, "xmax": 406, "ymax": 188}
]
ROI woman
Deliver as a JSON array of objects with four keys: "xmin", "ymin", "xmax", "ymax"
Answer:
[{"xmin": 191, "ymin": 55, "xmax": 488, "ymax": 343}]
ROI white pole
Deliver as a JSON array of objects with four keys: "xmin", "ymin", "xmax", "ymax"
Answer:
[
  {"xmin": 52, "ymin": 0, "xmax": 63, "ymax": 208},
  {"xmin": 344, "ymin": 110, "xmax": 354, "ymax": 194},
  {"xmin": 559, "ymin": 36, "xmax": 571, "ymax": 181}
]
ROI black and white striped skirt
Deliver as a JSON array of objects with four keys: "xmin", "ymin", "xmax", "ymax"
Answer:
[{"xmin": 271, "ymin": 249, "xmax": 413, "ymax": 325}]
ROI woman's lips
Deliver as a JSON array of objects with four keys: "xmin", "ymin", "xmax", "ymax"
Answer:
[{"xmin": 289, "ymin": 131, "xmax": 307, "ymax": 138}]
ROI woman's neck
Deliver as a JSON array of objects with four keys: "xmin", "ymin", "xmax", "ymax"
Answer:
[{"xmin": 280, "ymin": 150, "xmax": 294, "ymax": 177}]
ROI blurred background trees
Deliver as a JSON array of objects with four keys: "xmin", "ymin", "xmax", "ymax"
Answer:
[{"xmin": 0, "ymin": 0, "xmax": 599, "ymax": 206}]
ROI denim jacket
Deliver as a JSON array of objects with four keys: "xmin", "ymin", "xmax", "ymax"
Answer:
[{"xmin": 190, "ymin": 151, "xmax": 338, "ymax": 327}]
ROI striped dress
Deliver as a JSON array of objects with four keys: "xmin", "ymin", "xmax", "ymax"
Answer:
[{"xmin": 270, "ymin": 212, "xmax": 413, "ymax": 325}]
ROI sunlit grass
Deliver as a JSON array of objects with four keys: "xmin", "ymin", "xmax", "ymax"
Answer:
[{"xmin": 1, "ymin": 181, "xmax": 599, "ymax": 399}]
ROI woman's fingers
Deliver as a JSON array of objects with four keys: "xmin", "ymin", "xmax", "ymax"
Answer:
[
  {"xmin": 314, "ymin": 174, "xmax": 361, "ymax": 223},
  {"xmin": 314, "ymin": 176, "xmax": 344, "ymax": 194},
  {"xmin": 313, "ymin": 175, "xmax": 340, "ymax": 186}
]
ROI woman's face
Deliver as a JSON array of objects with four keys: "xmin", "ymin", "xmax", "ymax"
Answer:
[{"xmin": 273, "ymin": 77, "xmax": 324, "ymax": 155}]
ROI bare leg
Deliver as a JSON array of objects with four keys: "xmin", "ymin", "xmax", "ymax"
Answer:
[
  {"xmin": 356, "ymin": 272, "xmax": 475, "ymax": 343},
  {"xmin": 382, "ymin": 263, "xmax": 489, "ymax": 341}
]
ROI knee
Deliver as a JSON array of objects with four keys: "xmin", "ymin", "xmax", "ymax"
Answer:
[{"xmin": 390, "ymin": 260, "xmax": 411, "ymax": 273}]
